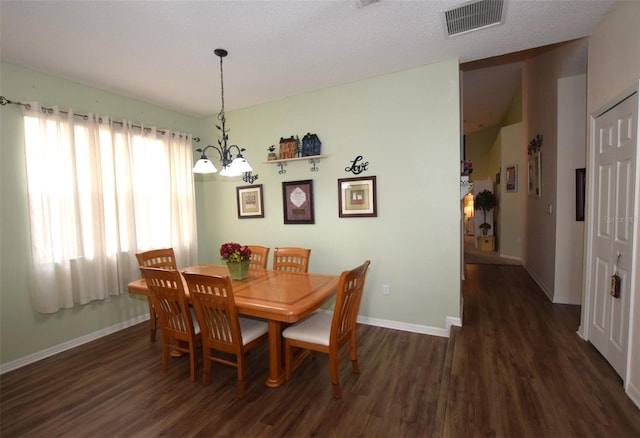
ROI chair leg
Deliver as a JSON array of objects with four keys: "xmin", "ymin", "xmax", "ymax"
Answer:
[
  {"xmin": 162, "ymin": 340, "xmax": 170, "ymax": 373},
  {"xmin": 237, "ymin": 379, "xmax": 246, "ymax": 399},
  {"xmin": 237, "ymin": 353, "xmax": 246, "ymax": 399},
  {"xmin": 285, "ymin": 341, "xmax": 293, "ymax": 382},
  {"xmin": 351, "ymin": 357, "xmax": 360, "ymax": 374},
  {"xmin": 148, "ymin": 299, "xmax": 157, "ymax": 342},
  {"xmin": 350, "ymin": 337, "xmax": 360, "ymax": 374},
  {"xmin": 329, "ymin": 352, "xmax": 341, "ymax": 399},
  {"xmin": 202, "ymin": 353, "xmax": 211, "ymax": 386},
  {"xmin": 189, "ymin": 342, "xmax": 197, "ymax": 382}
]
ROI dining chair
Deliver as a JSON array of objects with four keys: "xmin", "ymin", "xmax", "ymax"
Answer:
[
  {"xmin": 139, "ymin": 267, "xmax": 201, "ymax": 382},
  {"xmin": 183, "ymin": 272, "xmax": 269, "ymax": 398},
  {"xmin": 247, "ymin": 245, "xmax": 270, "ymax": 270},
  {"xmin": 135, "ymin": 248, "xmax": 177, "ymax": 342},
  {"xmin": 272, "ymin": 247, "xmax": 311, "ymax": 272},
  {"xmin": 282, "ymin": 260, "xmax": 371, "ymax": 399}
]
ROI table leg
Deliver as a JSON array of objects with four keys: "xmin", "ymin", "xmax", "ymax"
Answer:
[{"xmin": 265, "ymin": 320, "xmax": 285, "ymax": 387}]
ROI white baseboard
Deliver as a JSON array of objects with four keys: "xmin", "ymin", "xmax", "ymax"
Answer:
[
  {"xmin": 446, "ymin": 316, "xmax": 462, "ymax": 333},
  {"xmin": 524, "ymin": 264, "xmax": 581, "ymax": 305},
  {"xmin": 0, "ymin": 314, "xmax": 150, "ymax": 375},
  {"xmin": 1, "ymin": 312, "xmax": 461, "ymax": 375},
  {"xmin": 626, "ymin": 381, "xmax": 640, "ymax": 410},
  {"xmin": 357, "ymin": 314, "xmax": 461, "ymax": 338},
  {"xmin": 524, "ymin": 264, "xmax": 554, "ymax": 301},
  {"xmin": 552, "ymin": 295, "xmax": 582, "ymax": 305}
]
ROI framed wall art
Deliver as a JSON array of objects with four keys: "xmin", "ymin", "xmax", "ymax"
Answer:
[
  {"xmin": 576, "ymin": 168, "xmax": 586, "ymax": 221},
  {"xmin": 338, "ymin": 176, "xmax": 377, "ymax": 218},
  {"xmin": 282, "ymin": 179, "xmax": 314, "ymax": 224},
  {"xmin": 236, "ymin": 184, "xmax": 264, "ymax": 219},
  {"xmin": 505, "ymin": 164, "xmax": 518, "ymax": 193},
  {"xmin": 528, "ymin": 152, "xmax": 541, "ymax": 197}
]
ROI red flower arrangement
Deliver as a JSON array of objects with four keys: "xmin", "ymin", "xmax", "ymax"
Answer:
[{"xmin": 220, "ymin": 242, "xmax": 252, "ymax": 263}]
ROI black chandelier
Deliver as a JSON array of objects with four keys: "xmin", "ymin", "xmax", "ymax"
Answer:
[{"xmin": 192, "ymin": 49, "xmax": 253, "ymax": 177}]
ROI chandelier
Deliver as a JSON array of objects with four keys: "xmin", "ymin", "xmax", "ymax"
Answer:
[{"xmin": 192, "ymin": 49, "xmax": 253, "ymax": 176}]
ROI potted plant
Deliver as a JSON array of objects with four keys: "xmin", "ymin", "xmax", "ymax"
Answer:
[
  {"xmin": 474, "ymin": 190, "xmax": 497, "ymax": 235},
  {"xmin": 220, "ymin": 242, "xmax": 252, "ymax": 280},
  {"xmin": 267, "ymin": 145, "xmax": 277, "ymax": 161}
]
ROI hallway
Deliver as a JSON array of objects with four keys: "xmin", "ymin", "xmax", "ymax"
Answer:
[
  {"xmin": 463, "ymin": 235, "xmax": 521, "ymax": 265},
  {"xmin": 440, "ymin": 263, "xmax": 640, "ymax": 437}
]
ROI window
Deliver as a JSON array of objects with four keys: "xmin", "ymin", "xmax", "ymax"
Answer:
[{"xmin": 22, "ymin": 105, "xmax": 197, "ymax": 313}]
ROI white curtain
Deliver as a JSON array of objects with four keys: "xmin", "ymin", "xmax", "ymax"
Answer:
[{"xmin": 22, "ymin": 104, "xmax": 197, "ymax": 313}]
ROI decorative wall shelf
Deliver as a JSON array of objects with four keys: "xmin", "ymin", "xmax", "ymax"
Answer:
[{"xmin": 265, "ymin": 155, "xmax": 326, "ymax": 174}]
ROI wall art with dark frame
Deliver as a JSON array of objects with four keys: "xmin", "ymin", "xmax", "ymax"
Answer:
[
  {"xmin": 576, "ymin": 168, "xmax": 586, "ymax": 221},
  {"xmin": 236, "ymin": 184, "xmax": 264, "ymax": 219},
  {"xmin": 505, "ymin": 164, "xmax": 518, "ymax": 193},
  {"xmin": 282, "ymin": 179, "xmax": 314, "ymax": 224},
  {"xmin": 338, "ymin": 176, "xmax": 377, "ymax": 218}
]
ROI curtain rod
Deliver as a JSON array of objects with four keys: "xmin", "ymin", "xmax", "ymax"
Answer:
[{"xmin": 0, "ymin": 95, "xmax": 200, "ymax": 142}]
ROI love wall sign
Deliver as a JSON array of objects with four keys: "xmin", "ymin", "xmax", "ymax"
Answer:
[{"xmin": 345, "ymin": 155, "xmax": 369, "ymax": 175}]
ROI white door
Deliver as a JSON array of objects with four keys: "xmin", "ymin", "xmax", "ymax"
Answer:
[{"xmin": 588, "ymin": 92, "xmax": 637, "ymax": 377}]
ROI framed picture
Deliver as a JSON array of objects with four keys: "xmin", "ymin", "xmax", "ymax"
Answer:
[
  {"xmin": 282, "ymin": 180, "xmax": 314, "ymax": 224},
  {"xmin": 236, "ymin": 184, "xmax": 264, "ymax": 219},
  {"xmin": 576, "ymin": 168, "xmax": 586, "ymax": 221},
  {"xmin": 338, "ymin": 176, "xmax": 377, "ymax": 218},
  {"xmin": 528, "ymin": 152, "xmax": 541, "ymax": 197},
  {"xmin": 505, "ymin": 164, "xmax": 517, "ymax": 192}
]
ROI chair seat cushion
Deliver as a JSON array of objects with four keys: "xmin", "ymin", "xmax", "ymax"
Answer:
[
  {"xmin": 238, "ymin": 317, "xmax": 268, "ymax": 345},
  {"xmin": 282, "ymin": 311, "xmax": 332, "ymax": 346}
]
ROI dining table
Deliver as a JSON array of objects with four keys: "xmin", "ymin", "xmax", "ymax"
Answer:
[{"xmin": 128, "ymin": 264, "xmax": 339, "ymax": 387}]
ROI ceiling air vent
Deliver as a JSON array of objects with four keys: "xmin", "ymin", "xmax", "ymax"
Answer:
[{"xmin": 442, "ymin": 0, "xmax": 506, "ymax": 37}]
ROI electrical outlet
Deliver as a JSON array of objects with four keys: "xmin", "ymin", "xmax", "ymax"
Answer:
[{"xmin": 383, "ymin": 284, "xmax": 390, "ymax": 295}]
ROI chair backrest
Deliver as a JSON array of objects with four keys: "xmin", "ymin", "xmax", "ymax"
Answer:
[
  {"xmin": 136, "ymin": 248, "xmax": 177, "ymax": 270},
  {"xmin": 182, "ymin": 273, "xmax": 242, "ymax": 355},
  {"xmin": 139, "ymin": 267, "xmax": 195, "ymax": 339},
  {"xmin": 272, "ymin": 247, "xmax": 311, "ymax": 272},
  {"xmin": 247, "ymin": 245, "xmax": 270, "ymax": 270},
  {"xmin": 330, "ymin": 260, "xmax": 371, "ymax": 347}
]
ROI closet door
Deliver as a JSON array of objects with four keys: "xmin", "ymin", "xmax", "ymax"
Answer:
[{"xmin": 588, "ymin": 92, "xmax": 637, "ymax": 378}]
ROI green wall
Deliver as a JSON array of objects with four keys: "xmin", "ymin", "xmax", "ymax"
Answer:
[
  {"xmin": 0, "ymin": 62, "xmax": 200, "ymax": 365},
  {"xmin": 1, "ymin": 59, "xmax": 461, "ymax": 368},
  {"xmin": 464, "ymin": 126, "xmax": 500, "ymax": 181},
  {"xmin": 197, "ymin": 60, "xmax": 462, "ymax": 329}
]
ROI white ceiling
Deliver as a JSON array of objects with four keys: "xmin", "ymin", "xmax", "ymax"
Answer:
[{"xmin": 0, "ymin": 0, "xmax": 613, "ymax": 133}]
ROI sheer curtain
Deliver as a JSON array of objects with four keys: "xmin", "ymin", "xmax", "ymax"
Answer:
[{"xmin": 22, "ymin": 104, "xmax": 197, "ymax": 313}]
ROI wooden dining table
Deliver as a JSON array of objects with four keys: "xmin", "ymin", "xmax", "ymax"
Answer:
[{"xmin": 127, "ymin": 264, "xmax": 339, "ymax": 387}]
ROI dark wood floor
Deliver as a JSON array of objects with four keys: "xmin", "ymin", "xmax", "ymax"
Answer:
[{"xmin": 1, "ymin": 264, "xmax": 639, "ymax": 437}]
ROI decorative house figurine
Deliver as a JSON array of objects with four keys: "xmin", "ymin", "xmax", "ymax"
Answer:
[
  {"xmin": 302, "ymin": 133, "xmax": 321, "ymax": 157},
  {"xmin": 279, "ymin": 136, "xmax": 297, "ymax": 159},
  {"xmin": 295, "ymin": 135, "xmax": 301, "ymax": 158},
  {"xmin": 267, "ymin": 145, "xmax": 277, "ymax": 161}
]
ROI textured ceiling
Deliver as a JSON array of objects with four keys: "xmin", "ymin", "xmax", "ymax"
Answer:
[{"xmin": 0, "ymin": 0, "xmax": 613, "ymax": 132}]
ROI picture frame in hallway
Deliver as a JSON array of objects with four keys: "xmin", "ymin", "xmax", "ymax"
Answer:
[
  {"xmin": 236, "ymin": 184, "xmax": 264, "ymax": 219},
  {"xmin": 576, "ymin": 168, "xmax": 585, "ymax": 221},
  {"xmin": 528, "ymin": 152, "xmax": 541, "ymax": 197},
  {"xmin": 505, "ymin": 164, "xmax": 517, "ymax": 192},
  {"xmin": 338, "ymin": 176, "xmax": 377, "ymax": 218}
]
